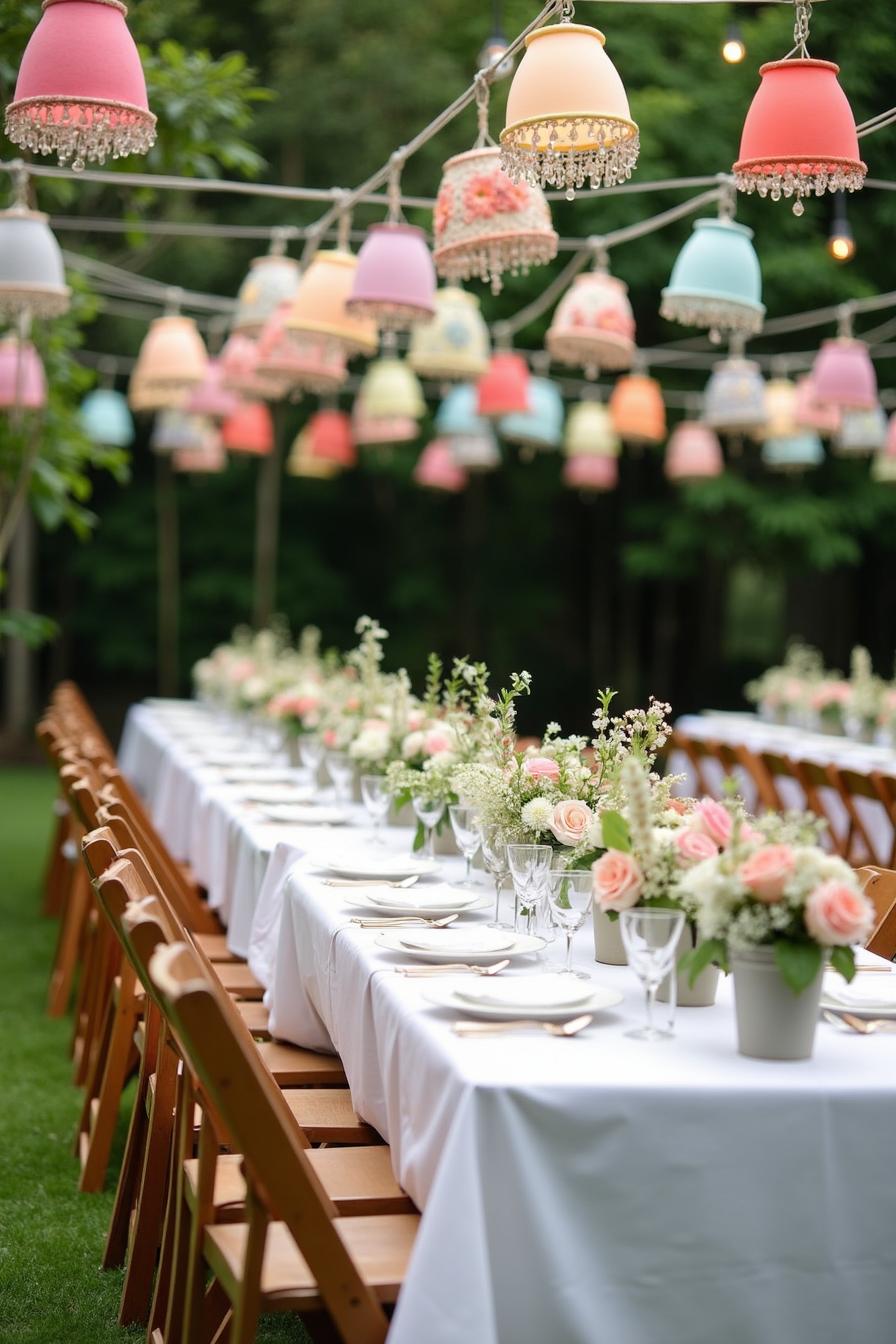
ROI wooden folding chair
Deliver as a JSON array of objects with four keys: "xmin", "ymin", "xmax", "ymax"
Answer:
[
  {"xmin": 855, "ymin": 866, "xmax": 896, "ymax": 961},
  {"xmin": 667, "ymin": 729, "xmax": 723, "ymax": 798},
  {"xmin": 827, "ymin": 766, "xmax": 896, "ymax": 868},
  {"xmin": 149, "ymin": 938, "xmax": 420, "ymax": 1344},
  {"xmin": 787, "ymin": 757, "xmax": 850, "ymax": 856}
]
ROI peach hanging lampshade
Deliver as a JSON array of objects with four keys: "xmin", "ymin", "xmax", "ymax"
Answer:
[
  {"xmin": 408, "ymin": 287, "xmax": 491, "ymax": 382},
  {"xmin": 834, "ymin": 405, "xmax": 887, "ymax": 457},
  {"xmin": 0, "ymin": 205, "xmax": 70, "ymax": 318},
  {"xmin": 185, "ymin": 358, "xmax": 239, "ymax": 422},
  {"xmin": 0, "ymin": 336, "xmax": 47, "ymax": 410},
  {"xmin": 221, "ymin": 401, "xmax": 274, "ymax": 456},
  {"xmin": 219, "ymin": 332, "xmax": 282, "ymax": 402},
  {"xmin": 500, "ymin": 18, "xmax": 638, "ymax": 197},
  {"xmin": 793, "ymin": 373, "xmax": 841, "ymax": 436},
  {"xmin": 760, "ymin": 377, "xmax": 798, "ymax": 440},
  {"xmin": 811, "ymin": 337, "xmax": 878, "ymax": 410},
  {"xmin": 665, "ymin": 421, "xmax": 724, "ymax": 483},
  {"xmin": 287, "ymin": 427, "xmax": 341, "ymax": 480},
  {"xmin": 5, "ymin": 0, "xmax": 156, "ymax": 170},
  {"xmin": 608, "ymin": 374, "xmax": 665, "ymax": 445},
  {"xmin": 359, "ymin": 357, "xmax": 426, "ymax": 420},
  {"xmin": 703, "ymin": 358, "xmax": 767, "ymax": 436},
  {"xmin": 307, "ymin": 410, "xmax": 356, "ymax": 469},
  {"xmin": 414, "ymin": 439, "xmax": 468, "ymax": 493},
  {"xmin": 285, "ymin": 250, "xmax": 378, "ymax": 358},
  {"xmin": 563, "ymin": 453, "xmax": 618, "ymax": 493},
  {"xmin": 565, "ymin": 400, "xmax": 620, "ymax": 459},
  {"xmin": 130, "ymin": 315, "xmax": 208, "ymax": 412},
  {"xmin": 347, "ymin": 223, "xmax": 436, "ymax": 330},
  {"xmin": 433, "ymin": 147, "xmax": 558, "ymax": 294},
  {"xmin": 546, "ymin": 270, "xmax": 636, "ymax": 377},
  {"xmin": 232, "ymin": 253, "xmax": 301, "ymax": 338},
  {"xmin": 477, "ymin": 352, "xmax": 530, "ymax": 417}
]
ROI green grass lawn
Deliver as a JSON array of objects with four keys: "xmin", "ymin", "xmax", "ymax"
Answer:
[{"xmin": 0, "ymin": 768, "xmax": 306, "ymax": 1344}]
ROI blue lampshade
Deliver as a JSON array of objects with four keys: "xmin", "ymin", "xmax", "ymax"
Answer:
[
  {"xmin": 435, "ymin": 383, "xmax": 490, "ymax": 437},
  {"xmin": 79, "ymin": 388, "xmax": 135, "ymax": 448},
  {"xmin": 500, "ymin": 377, "xmax": 564, "ymax": 450},
  {"xmin": 660, "ymin": 218, "xmax": 765, "ymax": 338},
  {"xmin": 761, "ymin": 432, "xmax": 824, "ymax": 472}
]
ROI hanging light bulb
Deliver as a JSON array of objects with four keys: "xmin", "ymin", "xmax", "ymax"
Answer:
[
  {"xmin": 478, "ymin": 1, "xmax": 514, "ymax": 80},
  {"xmin": 827, "ymin": 192, "xmax": 856, "ymax": 262},
  {"xmin": 722, "ymin": 23, "xmax": 747, "ymax": 66},
  {"xmin": 6, "ymin": 0, "xmax": 156, "ymax": 171},
  {"xmin": 500, "ymin": 5, "xmax": 638, "ymax": 199}
]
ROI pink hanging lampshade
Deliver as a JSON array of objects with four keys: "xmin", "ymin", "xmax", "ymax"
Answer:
[
  {"xmin": 546, "ymin": 271, "xmax": 636, "ymax": 376},
  {"xmin": 811, "ymin": 338, "xmax": 877, "ymax": 410},
  {"xmin": 351, "ymin": 399, "xmax": 418, "ymax": 447},
  {"xmin": 563, "ymin": 453, "xmax": 618, "ymax": 493},
  {"xmin": 307, "ymin": 410, "xmax": 356, "ymax": 469},
  {"xmin": 346, "ymin": 223, "xmax": 436, "ymax": 330},
  {"xmin": 733, "ymin": 58, "xmax": 866, "ymax": 215},
  {"xmin": 255, "ymin": 301, "xmax": 316, "ymax": 400},
  {"xmin": 0, "ymin": 336, "xmax": 47, "ymax": 410},
  {"xmin": 608, "ymin": 374, "xmax": 665, "ymax": 445},
  {"xmin": 477, "ymin": 352, "xmax": 531, "ymax": 417},
  {"xmin": 665, "ymin": 421, "xmax": 724, "ymax": 483},
  {"xmin": 793, "ymin": 373, "xmax": 841, "ymax": 436},
  {"xmin": 129, "ymin": 315, "xmax": 208, "ymax": 412},
  {"xmin": 6, "ymin": 0, "xmax": 156, "ymax": 171},
  {"xmin": 185, "ymin": 359, "xmax": 239, "ymax": 422},
  {"xmin": 219, "ymin": 333, "xmax": 282, "ymax": 402},
  {"xmin": 285, "ymin": 250, "xmax": 378, "ymax": 358},
  {"xmin": 221, "ymin": 401, "xmax": 274, "ymax": 456},
  {"xmin": 432, "ymin": 147, "xmax": 558, "ymax": 295},
  {"xmin": 414, "ymin": 439, "xmax": 468, "ymax": 493}
]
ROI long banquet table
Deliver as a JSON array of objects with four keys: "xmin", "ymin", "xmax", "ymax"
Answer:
[{"xmin": 121, "ymin": 700, "xmax": 896, "ymax": 1344}]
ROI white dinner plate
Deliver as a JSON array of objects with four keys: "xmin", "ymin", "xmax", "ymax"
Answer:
[
  {"xmin": 240, "ymin": 784, "xmax": 316, "ymax": 804},
  {"xmin": 344, "ymin": 893, "xmax": 490, "ymax": 918},
  {"xmin": 422, "ymin": 980, "xmax": 623, "ymax": 1022},
  {"xmin": 821, "ymin": 970, "xmax": 896, "ymax": 1018},
  {"xmin": 259, "ymin": 804, "xmax": 349, "ymax": 826},
  {"xmin": 454, "ymin": 973, "xmax": 595, "ymax": 1011},
  {"xmin": 366, "ymin": 886, "xmax": 482, "ymax": 913},
  {"xmin": 322, "ymin": 854, "xmax": 441, "ymax": 881},
  {"xmin": 398, "ymin": 928, "xmax": 516, "ymax": 955},
  {"xmin": 376, "ymin": 929, "xmax": 545, "ymax": 964},
  {"xmin": 220, "ymin": 767, "xmax": 297, "ymax": 783}
]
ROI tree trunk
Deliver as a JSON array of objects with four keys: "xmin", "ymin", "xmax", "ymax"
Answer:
[
  {"xmin": 3, "ymin": 507, "xmax": 36, "ymax": 743},
  {"xmin": 253, "ymin": 407, "xmax": 286, "ymax": 628},
  {"xmin": 156, "ymin": 455, "xmax": 180, "ymax": 697}
]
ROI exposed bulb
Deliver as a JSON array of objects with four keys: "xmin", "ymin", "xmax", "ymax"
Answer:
[
  {"xmin": 478, "ymin": 34, "xmax": 514, "ymax": 80},
  {"xmin": 722, "ymin": 24, "xmax": 746, "ymax": 65}
]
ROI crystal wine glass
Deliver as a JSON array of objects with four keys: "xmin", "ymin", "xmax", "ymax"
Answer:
[
  {"xmin": 412, "ymin": 794, "xmax": 445, "ymax": 859},
  {"xmin": 298, "ymin": 732, "xmax": 324, "ymax": 784},
  {"xmin": 480, "ymin": 826, "xmax": 510, "ymax": 929},
  {"xmin": 619, "ymin": 908, "xmax": 685, "ymax": 1041},
  {"xmin": 325, "ymin": 749, "xmax": 354, "ymax": 805},
  {"xmin": 506, "ymin": 843, "xmax": 553, "ymax": 936},
  {"xmin": 360, "ymin": 774, "xmax": 390, "ymax": 844},
  {"xmin": 546, "ymin": 870, "xmax": 594, "ymax": 978},
  {"xmin": 449, "ymin": 805, "xmax": 482, "ymax": 888}
]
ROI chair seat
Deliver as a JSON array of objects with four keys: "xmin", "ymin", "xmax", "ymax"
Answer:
[
  {"xmin": 234, "ymin": 1001, "xmax": 270, "ymax": 1038},
  {"xmin": 282, "ymin": 1089, "xmax": 381, "ymax": 1144},
  {"xmin": 194, "ymin": 932, "xmax": 238, "ymax": 963},
  {"xmin": 205, "ymin": 1214, "xmax": 420, "ymax": 1306},
  {"xmin": 186, "ymin": 1148, "xmax": 414, "ymax": 1218},
  {"xmin": 255, "ymin": 1040, "xmax": 346, "ymax": 1087},
  {"xmin": 214, "ymin": 963, "xmax": 265, "ymax": 1000}
]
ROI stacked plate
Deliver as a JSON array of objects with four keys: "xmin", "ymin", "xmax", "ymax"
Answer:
[
  {"xmin": 321, "ymin": 855, "xmax": 441, "ymax": 882},
  {"xmin": 240, "ymin": 783, "xmax": 317, "ymax": 804},
  {"xmin": 376, "ymin": 926, "xmax": 544, "ymax": 964},
  {"xmin": 821, "ymin": 969, "xmax": 896, "ymax": 1019},
  {"xmin": 259, "ymin": 803, "xmax": 349, "ymax": 826},
  {"xmin": 347, "ymin": 887, "xmax": 487, "ymax": 918},
  {"xmin": 424, "ymin": 973, "xmax": 623, "ymax": 1021}
]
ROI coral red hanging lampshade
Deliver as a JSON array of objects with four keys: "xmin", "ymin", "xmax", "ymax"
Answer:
[
  {"xmin": 347, "ymin": 223, "xmax": 436, "ymax": 330},
  {"xmin": 0, "ymin": 336, "xmax": 47, "ymax": 410},
  {"xmin": 6, "ymin": 0, "xmax": 156, "ymax": 171},
  {"xmin": 811, "ymin": 338, "xmax": 877, "ymax": 410},
  {"xmin": 563, "ymin": 453, "xmax": 618, "ymax": 493},
  {"xmin": 733, "ymin": 59, "xmax": 866, "ymax": 215},
  {"xmin": 307, "ymin": 410, "xmax": 356, "ymax": 469},
  {"xmin": 413, "ymin": 439, "xmax": 468, "ymax": 493},
  {"xmin": 477, "ymin": 352, "xmax": 530, "ymax": 417},
  {"xmin": 221, "ymin": 401, "xmax": 274, "ymax": 456}
]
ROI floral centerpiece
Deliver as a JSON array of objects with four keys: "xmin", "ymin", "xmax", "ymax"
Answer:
[
  {"xmin": 192, "ymin": 620, "xmax": 301, "ymax": 716},
  {"xmin": 745, "ymin": 640, "xmax": 824, "ymax": 727},
  {"xmin": 265, "ymin": 627, "xmax": 332, "ymax": 739},
  {"xmin": 844, "ymin": 645, "xmax": 884, "ymax": 743}
]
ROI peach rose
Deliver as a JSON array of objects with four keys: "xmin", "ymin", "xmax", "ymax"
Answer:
[
  {"xmin": 406, "ymin": 708, "xmax": 427, "ymax": 731},
  {"xmin": 674, "ymin": 830, "xmax": 718, "ymax": 865},
  {"xmin": 805, "ymin": 880, "xmax": 875, "ymax": 946},
  {"xmin": 322, "ymin": 728, "xmax": 338, "ymax": 748},
  {"xmin": 523, "ymin": 756, "xmax": 561, "ymax": 783},
  {"xmin": 738, "ymin": 844, "xmax": 795, "ymax": 903},
  {"xmin": 592, "ymin": 850, "xmax": 643, "ymax": 913},
  {"xmin": 549, "ymin": 800, "xmax": 593, "ymax": 847},
  {"xmin": 667, "ymin": 797, "xmax": 692, "ymax": 816},
  {"xmin": 690, "ymin": 799, "xmax": 733, "ymax": 848},
  {"xmin": 423, "ymin": 727, "xmax": 454, "ymax": 757}
]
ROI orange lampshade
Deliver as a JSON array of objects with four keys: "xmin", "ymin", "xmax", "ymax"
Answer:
[
  {"xmin": 286, "ymin": 250, "xmax": 378, "ymax": 358},
  {"xmin": 608, "ymin": 374, "xmax": 665, "ymax": 445}
]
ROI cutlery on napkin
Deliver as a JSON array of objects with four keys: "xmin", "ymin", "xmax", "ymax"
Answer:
[
  {"xmin": 395, "ymin": 959, "xmax": 511, "ymax": 977},
  {"xmin": 324, "ymin": 877, "xmax": 420, "ymax": 889},
  {"xmin": 350, "ymin": 913, "xmax": 459, "ymax": 929},
  {"xmin": 452, "ymin": 1014, "xmax": 593, "ymax": 1038}
]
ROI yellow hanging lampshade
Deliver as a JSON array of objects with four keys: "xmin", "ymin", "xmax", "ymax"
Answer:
[
  {"xmin": 564, "ymin": 400, "xmax": 620, "ymax": 458},
  {"xmin": 408, "ymin": 287, "xmax": 491, "ymax": 382},
  {"xmin": 287, "ymin": 427, "xmax": 341, "ymax": 480},
  {"xmin": 359, "ymin": 357, "xmax": 426, "ymax": 420}
]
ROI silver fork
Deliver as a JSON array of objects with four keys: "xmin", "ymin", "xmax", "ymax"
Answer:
[
  {"xmin": 824, "ymin": 1010, "xmax": 896, "ymax": 1035},
  {"xmin": 351, "ymin": 913, "xmax": 459, "ymax": 929},
  {"xmin": 325, "ymin": 876, "xmax": 420, "ymax": 889},
  {"xmin": 452, "ymin": 1013, "xmax": 593, "ymax": 1038},
  {"xmin": 395, "ymin": 959, "xmax": 512, "ymax": 977}
]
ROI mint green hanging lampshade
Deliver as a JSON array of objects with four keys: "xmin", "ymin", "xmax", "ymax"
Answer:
[
  {"xmin": 660, "ymin": 218, "xmax": 765, "ymax": 340},
  {"xmin": 761, "ymin": 432, "xmax": 824, "ymax": 472},
  {"xmin": 79, "ymin": 388, "xmax": 134, "ymax": 448},
  {"xmin": 500, "ymin": 377, "xmax": 564, "ymax": 451}
]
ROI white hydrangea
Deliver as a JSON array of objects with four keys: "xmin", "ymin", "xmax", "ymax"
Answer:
[{"xmin": 521, "ymin": 797, "xmax": 554, "ymax": 832}]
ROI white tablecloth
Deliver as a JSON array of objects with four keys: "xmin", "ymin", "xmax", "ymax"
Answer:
[{"xmin": 122, "ymin": 701, "xmax": 896, "ymax": 1343}]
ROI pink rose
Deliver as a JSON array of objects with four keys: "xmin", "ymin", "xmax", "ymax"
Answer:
[
  {"xmin": 406, "ymin": 708, "xmax": 426, "ymax": 731},
  {"xmin": 549, "ymin": 800, "xmax": 592, "ymax": 847},
  {"xmin": 739, "ymin": 823, "xmax": 763, "ymax": 845},
  {"xmin": 423, "ymin": 727, "xmax": 454, "ymax": 757},
  {"xmin": 805, "ymin": 880, "xmax": 875, "ymax": 947},
  {"xmin": 738, "ymin": 844, "xmax": 796, "ymax": 903},
  {"xmin": 674, "ymin": 830, "xmax": 718, "ymax": 865},
  {"xmin": 690, "ymin": 799, "xmax": 733, "ymax": 848},
  {"xmin": 523, "ymin": 756, "xmax": 561, "ymax": 783},
  {"xmin": 322, "ymin": 728, "xmax": 338, "ymax": 748},
  {"xmin": 592, "ymin": 850, "xmax": 643, "ymax": 913}
]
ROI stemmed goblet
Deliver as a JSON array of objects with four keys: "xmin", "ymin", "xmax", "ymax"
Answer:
[
  {"xmin": 325, "ymin": 749, "xmax": 354, "ymax": 805},
  {"xmin": 506, "ymin": 843, "xmax": 553, "ymax": 936},
  {"xmin": 360, "ymin": 774, "xmax": 390, "ymax": 844},
  {"xmin": 480, "ymin": 826, "xmax": 510, "ymax": 929},
  {"xmin": 619, "ymin": 908, "xmax": 685, "ymax": 1041},
  {"xmin": 298, "ymin": 733, "xmax": 324, "ymax": 785},
  {"xmin": 412, "ymin": 794, "xmax": 444, "ymax": 859},
  {"xmin": 449, "ymin": 805, "xmax": 482, "ymax": 888},
  {"xmin": 546, "ymin": 870, "xmax": 594, "ymax": 978}
]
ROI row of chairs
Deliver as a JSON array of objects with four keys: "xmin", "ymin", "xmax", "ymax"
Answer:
[
  {"xmin": 668, "ymin": 728, "xmax": 896, "ymax": 959},
  {"xmin": 37, "ymin": 682, "xmax": 418, "ymax": 1343}
]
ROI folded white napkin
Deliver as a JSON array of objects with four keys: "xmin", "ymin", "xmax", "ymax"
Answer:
[{"xmin": 823, "ymin": 970, "xmax": 896, "ymax": 1012}]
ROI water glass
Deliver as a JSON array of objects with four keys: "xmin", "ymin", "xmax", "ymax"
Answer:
[
  {"xmin": 480, "ymin": 826, "xmax": 510, "ymax": 929},
  {"xmin": 325, "ymin": 749, "xmax": 354, "ymax": 805},
  {"xmin": 360, "ymin": 774, "xmax": 390, "ymax": 844},
  {"xmin": 412, "ymin": 795, "xmax": 445, "ymax": 859},
  {"xmin": 298, "ymin": 733, "xmax": 324, "ymax": 781},
  {"xmin": 449, "ymin": 805, "xmax": 482, "ymax": 887},
  {"xmin": 506, "ymin": 843, "xmax": 553, "ymax": 936},
  {"xmin": 619, "ymin": 908, "xmax": 685, "ymax": 1041},
  {"xmin": 546, "ymin": 871, "xmax": 594, "ymax": 978}
]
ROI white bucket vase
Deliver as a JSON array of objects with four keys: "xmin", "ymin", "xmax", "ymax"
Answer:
[
  {"xmin": 593, "ymin": 907, "xmax": 627, "ymax": 965},
  {"xmin": 731, "ymin": 946, "xmax": 825, "ymax": 1060},
  {"xmin": 657, "ymin": 924, "xmax": 720, "ymax": 1008}
]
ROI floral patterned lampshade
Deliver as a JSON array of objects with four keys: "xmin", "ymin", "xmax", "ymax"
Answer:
[
  {"xmin": 232, "ymin": 254, "xmax": 301, "ymax": 338},
  {"xmin": 0, "ymin": 336, "xmax": 46, "ymax": 410},
  {"xmin": 433, "ymin": 147, "xmax": 558, "ymax": 294},
  {"xmin": 500, "ymin": 376, "xmax": 564, "ymax": 451},
  {"xmin": 500, "ymin": 21, "xmax": 638, "ymax": 196},
  {"xmin": 408, "ymin": 287, "xmax": 491, "ymax": 381},
  {"xmin": 563, "ymin": 453, "xmax": 618, "ymax": 492},
  {"xmin": 703, "ymin": 358, "xmax": 767, "ymax": 436},
  {"xmin": 221, "ymin": 401, "xmax": 274, "ymax": 456},
  {"xmin": 185, "ymin": 358, "xmax": 240, "ymax": 422},
  {"xmin": 665, "ymin": 421, "xmax": 724, "ymax": 482},
  {"xmin": 761, "ymin": 431, "xmax": 824, "ymax": 472},
  {"xmin": 0, "ymin": 206, "xmax": 70, "ymax": 318},
  {"xmin": 793, "ymin": 374, "xmax": 841, "ymax": 437},
  {"xmin": 79, "ymin": 387, "xmax": 134, "ymax": 447},
  {"xmin": 255, "ymin": 301, "xmax": 344, "ymax": 400},
  {"xmin": 546, "ymin": 271, "xmax": 636, "ymax": 376},
  {"xmin": 307, "ymin": 410, "xmax": 356, "ymax": 469},
  {"xmin": 477, "ymin": 352, "xmax": 531, "ymax": 417},
  {"xmin": 661, "ymin": 218, "xmax": 764, "ymax": 340},
  {"xmin": 811, "ymin": 338, "xmax": 878, "ymax": 410},
  {"xmin": 413, "ymin": 438, "xmax": 468, "ymax": 492},
  {"xmin": 285, "ymin": 250, "xmax": 378, "ymax": 358},
  {"xmin": 359, "ymin": 357, "xmax": 426, "ymax": 420},
  {"xmin": 608, "ymin": 373, "xmax": 665, "ymax": 445},
  {"xmin": 5, "ymin": 0, "xmax": 156, "ymax": 170},
  {"xmin": 130, "ymin": 316, "xmax": 208, "ymax": 412},
  {"xmin": 287, "ymin": 427, "xmax": 341, "ymax": 479},
  {"xmin": 564, "ymin": 400, "xmax": 621, "ymax": 458},
  {"xmin": 347, "ymin": 223, "xmax": 436, "ymax": 330},
  {"xmin": 833, "ymin": 405, "xmax": 887, "ymax": 457}
]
